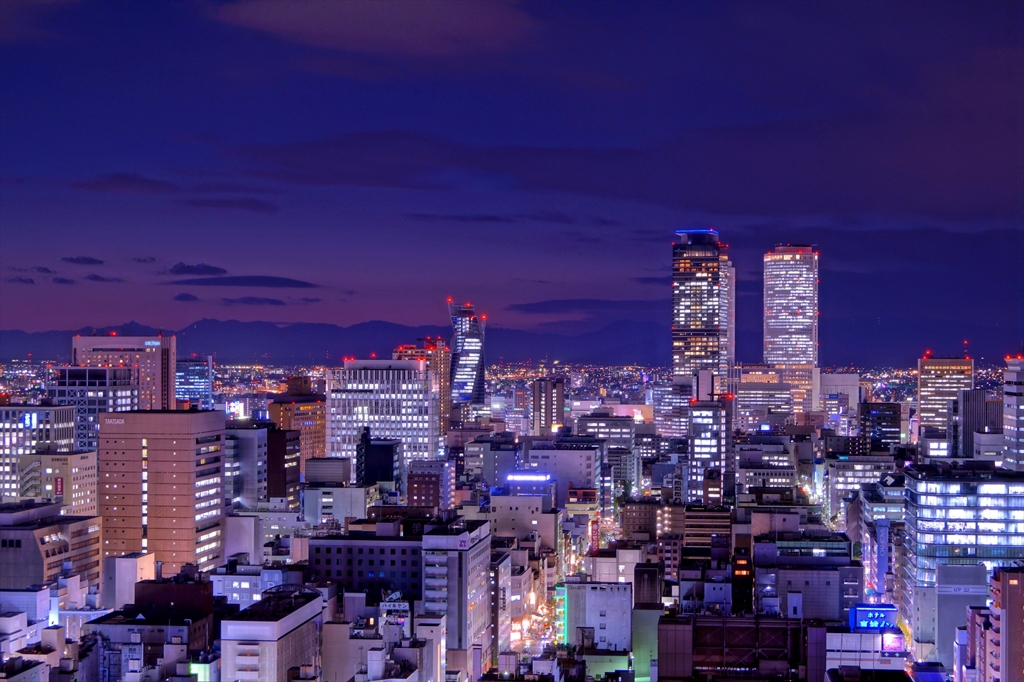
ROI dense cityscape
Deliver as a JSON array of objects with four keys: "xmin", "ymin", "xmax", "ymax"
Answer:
[
  {"xmin": 0, "ymin": 233, "xmax": 1021, "ymax": 682},
  {"xmin": 2, "ymin": 3, "xmax": 1023, "ymax": 682}
]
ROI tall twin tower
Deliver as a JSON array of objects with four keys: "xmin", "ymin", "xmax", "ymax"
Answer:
[{"xmin": 671, "ymin": 229, "xmax": 819, "ymax": 399}]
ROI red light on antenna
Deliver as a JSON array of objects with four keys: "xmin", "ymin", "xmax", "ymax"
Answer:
[
  {"xmin": 370, "ymin": 352, "xmax": 376, "ymax": 358},
  {"xmin": 447, "ymin": 297, "xmax": 452, "ymax": 303}
]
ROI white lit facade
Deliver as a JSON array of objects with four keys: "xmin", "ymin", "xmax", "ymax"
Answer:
[
  {"xmin": 47, "ymin": 367, "xmax": 138, "ymax": 451},
  {"xmin": 764, "ymin": 245, "xmax": 819, "ymax": 366},
  {"xmin": 1004, "ymin": 358, "xmax": 1024, "ymax": 471},
  {"xmin": 687, "ymin": 400, "xmax": 731, "ymax": 502},
  {"xmin": 917, "ymin": 357, "xmax": 973, "ymax": 431},
  {"xmin": 72, "ymin": 335, "xmax": 176, "ymax": 410},
  {"xmin": 900, "ymin": 465, "xmax": 1024, "ymax": 662},
  {"xmin": 0, "ymin": 406, "xmax": 75, "ymax": 502},
  {"xmin": 327, "ymin": 359, "xmax": 440, "ymax": 464}
]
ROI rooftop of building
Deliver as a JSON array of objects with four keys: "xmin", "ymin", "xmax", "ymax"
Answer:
[
  {"xmin": 225, "ymin": 587, "xmax": 321, "ymax": 622},
  {"xmin": 270, "ymin": 394, "xmax": 325, "ymax": 404},
  {"xmin": 423, "ymin": 518, "xmax": 489, "ymax": 536},
  {"xmin": 87, "ymin": 608, "xmax": 208, "ymax": 627},
  {"xmin": 754, "ymin": 529, "xmax": 850, "ymax": 543},
  {"xmin": 905, "ymin": 461, "xmax": 1024, "ymax": 480}
]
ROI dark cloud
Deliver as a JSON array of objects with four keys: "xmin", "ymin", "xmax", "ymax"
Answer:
[
  {"xmin": 31, "ymin": 266, "xmax": 55, "ymax": 274},
  {"xmin": 239, "ymin": 74, "xmax": 1022, "ymax": 222},
  {"xmin": 507, "ymin": 298, "xmax": 668, "ymax": 315},
  {"xmin": 407, "ymin": 213, "xmax": 515, "ymax": 224},
  {"xmin": 134, "ymin": 256, "xmax": 157, "ymax": 263},
  {"xmin": 84, "ymin": 274, "xmax": 124, "ymax": 283},
  {"xmin": 5, "ymin": 276, "xmax": 35, "ymax": 284},
  {"xmin": 52, "ymin": 277, "xmax": 75, "ymax": 284},
  {"xmin": 300, "ymin": 297, "xmax": 322, "ymax": 303},
  {"xmin": 172, "ymin": 293, "xmax": 200, "ymax": 302},
  {"xmin": 183, "ymin": 198, "xmax": 280, "ymax": 213},
  {"xmin": 216, "ymin": 0, "xmax": 537, "ymax": 57},
  {"xmin": 72, "ymin": 172, "xmax": 180, "ymax": 194},
  {"xmin": 407, "ymin": 210, "xmax": 621, "ymax": 226},
  {"xmin": 168, "ymin": 275, "xmax": 317, "ymax": 288},
  {"xmin": 61, "ymin": 256, "xmax": 104, "ymax": 265},
  {"xmin": 168, "ymin": 262, "xmax": 228, "ymax": 276},
  {"xmin": 632, "ymin": 276, "xmax": 672, "ymax": 286},
  {"xmin": 222, "ymin": 296, "xmax": 286, "ymax": 306}
]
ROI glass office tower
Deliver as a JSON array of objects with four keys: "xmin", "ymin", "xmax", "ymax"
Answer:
[
  {"xmin": 449, "ymin": 301, "xmax": 486, "ymax": 413},
  {"xmin": 671, "ymin": 229, "xmax": 735, "ymax": 384}
]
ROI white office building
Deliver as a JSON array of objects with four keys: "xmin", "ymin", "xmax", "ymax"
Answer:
[{"xmin": 327, "ymin": 359, "xmax": 441, "ymax": 465}]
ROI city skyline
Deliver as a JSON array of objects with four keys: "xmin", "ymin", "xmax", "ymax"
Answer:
[{"xmin": 0, "ymin": 1, "xmax": 1021, "ymax": 366}]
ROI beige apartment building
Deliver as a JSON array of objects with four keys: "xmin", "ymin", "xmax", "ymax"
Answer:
[
  {"xmin": 99, "ymin": 410, "xmax": 226, "ymax": 574},
  {"xmin": 72, "ymin": 334, "xmax": 176, "ymax": 410}
]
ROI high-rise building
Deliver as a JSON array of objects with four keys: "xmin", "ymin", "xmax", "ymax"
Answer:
[
  {"xmin": 672, "ymin": 229, "xmax": 735, "ymax": 386},
  {"xmin": 327, "ymin": 359, "xmax": 440, "ymax": 471},
  {"xmin": 98, "ymin": 410, "xmax": 227, "ymax": 574},
  {"xmin": 449, "ymin": 301, "xmax": 486, "ymax": 423},
  {"xmin": 1003, "ymin": 357, "xmax": 1024, "ymax": 471},
  {"xmin": 899, "ymin": 462, "xmax": 1024, "ymax": 664},
  {"xmin": 687, "ymin": 398, "xmax": 733, "ymax": 504},
  {"xmin": 47, "ymin": 366, "xmax": 138, "ymax": 451},
  {"xmin": 858, "ymin": 402, "xmax": 902, "ymax": 454},
  {"xmin": 946, "ymin": 389, "xmax": 1002, "ymax": 459},
  {"xmin": 0, "ymin": 405, "xmax": 75, "ymax": 502},
  {"xmin": 652, "ymin": 380, "xmax": 692, "ymax": 439},
  {"xmin": 764, "ymin": 245, "xmax": 819, "ymax": 366},
  {"xmin": 395, "ymin": 338, "xmax": 452, "ymax": 439},
  {"xmin": 175, "ymin": 356, "xmax": 214, "ymax": 409},
  {"xmin": 422, "ymin": 517, "xmax": 492, "ymax": 675},
  {"xmin": 0, "ymin": 500, "xmax": 103, "ymax": 590},
  {"xmin": 531, "ymin": 376, "xmax": 566, "ymax": 435},
  {"xmin": 268, "ymin": 393, "xmax": 326, "ymax": 477},
  {"xmin": 72, "ymin": 334, "xmax": 176, "ymax": 410},
  {"xmin": 17, "ymin": 450, "xmax": 98, "ymax": 516},
  {"xmin": 220, "ymin": 586, "xmax": 323, "ymax": 682},
  {"xmin": 266, "ymin": 427, "xmax": 301, "ymax": 510},
  {"xmin": 917, "ymin": 356, "xmax": 974, "ymax": 431},
  {"xmin": 225, "ymin": 421, "xmax": 268, "ymax": 508}
]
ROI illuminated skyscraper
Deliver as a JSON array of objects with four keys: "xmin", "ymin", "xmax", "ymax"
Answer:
[
  {"xmin": 531, "ymin": 376, "xmax": 566, "ymax": 435},
  {"xmin": 72, "ymin": 334, "xmax": 176, "ymax": 410},
  {"xmin": 1004, "ymin": 357, "xmax": 1024, "ymax": 471},
  {"xmin": 394, "ymin": 337, "xmax": 451, "ymax": 438},
  {"xmin": 916, "ymin": 356, "xmax": 973, "ymax": 431},
  {"xmin": 763, "ymin": 245, "xmax": 819, "ymax": 413},
  {"xmin": 175, "ymin": 356, "xmax": 214, "ymax": 409},
  {"xmin": 449, "ymin": 301, "xmax": 486, "ymax": 421},
  {"xmin": 671, "ymin": 229, "xmax": 735, "ymax": 385},
  {"xmin": 764, "ymin": 245, "xmax": 819, "ymax": 365}
]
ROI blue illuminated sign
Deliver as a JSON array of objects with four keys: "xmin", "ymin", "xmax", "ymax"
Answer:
[{"xmin": 849, "ymin": 603, "xmax": 898, "ymax": 631}]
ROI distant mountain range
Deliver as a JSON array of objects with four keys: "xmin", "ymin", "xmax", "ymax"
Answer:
[{"xmin": 0, "ymin": 318, "xmax": 672, "ymax": 366}]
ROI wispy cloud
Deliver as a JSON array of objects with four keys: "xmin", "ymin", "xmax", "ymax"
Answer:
[
  {"xmin": 222, "ymin": 296, "xmax": 286, "ymax": 306},
  {"xmin": 168, "ymin": 262, "xmax": 228, "ymax": 276},
  {"xmin": 172, "ymin": 293, "xmax": 200, "ymax": 302},
  {"xmin": 507, "ymin": 298, "xmax": 667, "ymax": 315},
  {"xmin": 72, "ymin": 172, "xmax": 180, "ymax": 194},
  {"xmin": 168, "ymin": 275, "xmax": 317, "ymax": 288},
  {"xmin": 61, "ymin": 256, "xmax": 103, "ymax": 265},
  {"xmin": 84, "ymin": 274, "xmax": 124, "ymax": 283},
  {"xmin": 31, "ymin": 266, "xmax": 55, "ymax": 274},
  {"xmin": 5, "ymin": 276, "xmax": 35, "ymax": 284},
  {"xmin": 183, "ymin": 198, "xmax": 280, "ymax": 213},
  {"xmin": 134, "ymin": 256, "xmax": 157, "ymax": 263},
  {"xmin": 632, "ymin": 276, "xmax": 671, "ymax": 286},
  {"xmin": 52, "ymin": 277, "xmax": 75, "ymax": 284}
]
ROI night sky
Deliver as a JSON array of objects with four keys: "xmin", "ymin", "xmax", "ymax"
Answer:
[{"xmin": 1, "ymin": 1, "xmax": 1022, "ymax": 366}]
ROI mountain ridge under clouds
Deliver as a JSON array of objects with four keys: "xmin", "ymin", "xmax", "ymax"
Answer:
[{"xmin": 0, "ymin": 318, "xmax": 670, "ymax": 366}]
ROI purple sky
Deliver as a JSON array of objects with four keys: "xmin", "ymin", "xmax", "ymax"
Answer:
[{"xmin": 1, "ymin": 0, "xmax": 1022, "ymax": 365}]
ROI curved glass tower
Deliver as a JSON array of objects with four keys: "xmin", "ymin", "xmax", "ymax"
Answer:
[{"xmin": 449, "ymin": 301, "xmax": 486, "ymax": 409}]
